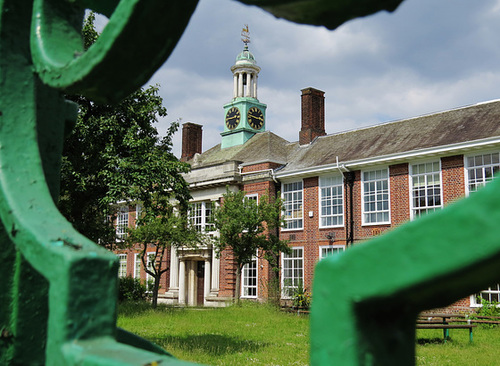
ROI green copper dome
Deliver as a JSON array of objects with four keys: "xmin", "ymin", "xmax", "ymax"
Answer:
[{"xmin": 235, "ymin": 45, "xmax": 256, "ymax": 65}]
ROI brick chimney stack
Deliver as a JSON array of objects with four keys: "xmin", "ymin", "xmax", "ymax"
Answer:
[
  {"xmin": 181, "ymin": 122, "xmax": 203, "ymax": 162},
  {"xmin": 299, "ymin": 87, "xmax": 326, "ymax": 145}
]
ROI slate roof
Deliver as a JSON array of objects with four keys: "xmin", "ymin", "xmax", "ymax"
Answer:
[
  {"xmin": 188, "ymin": 131, "xmax": 295, "ymax": 168},
  {"xmin": 187, "ymin": 100, "xmax": 500, "ymax": 178},
  {"xmin": 278, "ymin": 100, "xmax": 500, "ymax": 175}
]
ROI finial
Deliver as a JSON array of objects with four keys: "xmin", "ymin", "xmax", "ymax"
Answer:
[{"xmin": 241, "ymin": 24, "xmax": 250, "ymax": 48}]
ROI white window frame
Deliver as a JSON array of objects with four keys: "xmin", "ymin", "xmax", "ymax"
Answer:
[
  {"xmin": 361, "ymin": 168, "xmax": 390, "ymax": 225},
  {"xmin": 409, "ymin": 161, "xmax": 442, "ymax": 220},
  {"xmin": 135, "ymin": 204, "xmax": 143, "ymax": 227},
  {"xmin": 189, "ymin": 201, "xmax": 215, "ymax": 233},
  {"xmin": 470, "ymin": 284, "xmax": 500, "ymax": 307},
  {"xmin": 133, "ymin": 253, "xmax": 141, "ymax": 279},
  {"xmin": 465, "ymin": 151, "xmax": 500, "ymax": 195},
  {"xmin": 241, "ymin": 256, "xmax": 258, "ymax": 299},
  {"xmin": 319, "ymin": 245, "xmax": 345, "ymax": 260},
  {"xmin": 245, "ymin": 193, "xmax": 258, "ymax": 203},
  {"xmin": 282, "ymin": 181, "xmax": 304, "ymax": 230},
  {"xmin": 319, "ymin": 175, "xmax": 344, "ymax": 228},
  {"xmin": 146, "ymin": 251, "xmax": 156, "ymax": 291},
  {"xmin": 117, "ymin": 254, "xmax": 127, "ymax": 278},
  {"xmin": 116, "ymin": 206, "xmax": 129, "ymax": 240},
  {"xmin": 281, "ymin": 247, "xmax": 304, "ymax": 299}
]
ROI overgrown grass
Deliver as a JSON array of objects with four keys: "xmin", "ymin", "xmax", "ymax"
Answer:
[
  {"xmin": 117, "ymin": 301, "xmax": 309, "ymax": 365},
  {"xmin": 118, "ymin": 302, "xmax": 500, "ymax": 365}
]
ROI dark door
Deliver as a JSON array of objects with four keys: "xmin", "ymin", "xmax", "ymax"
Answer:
[{"xmin": 196, "ymin": 261, "xmax": 205, "ymax": 306}]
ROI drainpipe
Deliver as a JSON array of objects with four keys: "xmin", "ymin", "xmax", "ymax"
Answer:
[{"xmin": 344, "ymin": 171, "xmax": 355, "ymax": 248}]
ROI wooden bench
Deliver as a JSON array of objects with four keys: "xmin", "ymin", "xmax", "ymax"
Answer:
[
  {"xmin": 417, "ymin": 313, "xmax": 476, "ymax": 342},
  {"xmin": 416, "ymin": 323, "xmax": 476, "ymax": 342}
]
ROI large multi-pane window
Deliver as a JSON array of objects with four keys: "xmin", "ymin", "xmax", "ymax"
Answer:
[
  {"xmin": 410, "ymin": 161, "xmax": 442, "ymax": 219},
  {"xmin": 283, "ymin": 181, "xmax": 303, "ymax": 230},
  {"xmin": 116, "ymin": 206, "xmax": 129, "ymax": 240},
  {"xmin": 362, "ymin": 169, "xmax": 390, "ymax": 224},
  {"xmin": 471, "ymin": 284, "xmax": 500, "ymax": 306},
  {"xmin": 319, "ymin": 245, "xmax": 344, "ymax": 260},
  {"xmin": 319, "ymin": 175, "xmax": 344, "ymax": 227},
  {"xmin": 466, "ymin": 152, "xmax": 500, "ymax": 307},
  {"xmin": 118, "ymin": 254, "xmax": 127, "ymax": 278},
  {"xmin": 146, "ymin": 252, "xmax": 155, "ymax": 291},
  {"xmin": 133, "ymin": 253, "xmax": 141, "ymax": 279},
  {"xmin": 189, "ymin": 201, "xmax": 215, "ymax": 233},
  {"xmin": 466, "ymin": 152, "xmax": 500, "ymax": 194},
  {"xmin": 241, "ymin": 259, "xmax": 257, "ymax": 298},
  {"xmin": 282, "ymin": 247, "xmax": 304, "ymax": 298}
]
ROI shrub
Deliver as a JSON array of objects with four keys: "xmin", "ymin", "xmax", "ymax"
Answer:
[
  {"xmin": 291, "ymin": 282, "xmax": 311, "ymax": 309},
  {"xmin": 118, "ymin": 275, "xmax": 149, "ymax": 302}
]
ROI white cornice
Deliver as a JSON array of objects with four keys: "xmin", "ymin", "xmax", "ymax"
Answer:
[{"xmin": 275, "ymin": 136, "xmax": 500, "ymax": 179}]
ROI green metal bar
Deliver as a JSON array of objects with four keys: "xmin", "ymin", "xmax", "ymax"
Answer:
[
  {"xmin": 0, "ymin": 0, "xmax": 199, "ymax": 364},
  {"xmin": 311, "ymin": 177, "xmax": 500, "ymax": 365}
]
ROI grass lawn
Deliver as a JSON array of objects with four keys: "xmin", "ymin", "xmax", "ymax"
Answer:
[
  {"xmin": 118, "ymin": 301, "xmax": 309, "ymax": 365},
  {"xmin": 118, "ymin": 302, "xmax": 500, "ymax": 365}
]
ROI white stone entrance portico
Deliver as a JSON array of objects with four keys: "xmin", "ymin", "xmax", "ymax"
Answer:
[{"xmin": 163, "ymin": 245, "xmax": 226, "ymax": 307}]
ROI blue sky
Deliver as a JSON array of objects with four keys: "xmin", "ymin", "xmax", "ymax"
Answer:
[{"xmin": 139, "ymin": 0, "xmax": 500, "ymax": 157}]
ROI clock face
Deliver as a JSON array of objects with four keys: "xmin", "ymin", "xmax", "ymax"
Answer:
[
  {"xmin": 225, "ymin": 107, "xmax": 241, "ymax": 130},
  {"xmin": 247, "ymin": 107, "xmax": 264, "ymax": 130}
]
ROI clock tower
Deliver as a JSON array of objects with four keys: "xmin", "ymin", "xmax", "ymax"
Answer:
[{"xmin": 221, "ymin": 26, "xmax": 267, "ymax": 149}]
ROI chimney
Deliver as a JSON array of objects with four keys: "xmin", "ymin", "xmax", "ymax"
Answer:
[
  {"xmin": 181, "ymin": 122, "xmax": 203, "ymax": 162},
  {"xmin": 299, "ymin": 87, "xmax": 326, "ymax": 145}
]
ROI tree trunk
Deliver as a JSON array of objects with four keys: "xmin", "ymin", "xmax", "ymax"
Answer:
[{"xmin": 235, "ymin": 264, "xmax": 243, "ymax": 305}]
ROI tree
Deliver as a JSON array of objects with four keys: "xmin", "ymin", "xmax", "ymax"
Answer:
[
  {"xmin": 212, "ymin": 188, "xmax": 290, "ymax": 304},
  {"xmin": 126, "ymin": 205, "xmax": 199, "ymax": 308},
  {"xmin": 58, "ymin": 13, "xmax": 191, "ymax": 245}
]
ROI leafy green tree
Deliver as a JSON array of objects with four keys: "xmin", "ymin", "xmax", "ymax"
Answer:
[
  {"xmin": 59, "ymin": 13, "xmax": 191, "ymax": 245},
  {"xmin": 212, "ymin": 188, "xmax": 290, "ymax": 304},
  {"xmin": 126, "ymin": 204, "xmax": 199, "ymax": 308}
]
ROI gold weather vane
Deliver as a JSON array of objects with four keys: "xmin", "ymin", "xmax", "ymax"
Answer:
[{"xmin": 241, "ymin": 24, "xmax": 250, "ymax": 46}]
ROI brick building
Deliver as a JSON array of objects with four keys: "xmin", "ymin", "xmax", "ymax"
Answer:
[{"xmin": 116, "ymin": 41, "xmax": 500, "ymax": 311}]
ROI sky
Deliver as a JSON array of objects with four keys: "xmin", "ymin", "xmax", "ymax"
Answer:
[{"xmin": 134, "ymin": 0, "xmax": 500, "ymax": 158}]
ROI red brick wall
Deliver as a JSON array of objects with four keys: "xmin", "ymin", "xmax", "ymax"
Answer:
[{"xmin": 441, "ymin": 155, "xmax": 465, "ymax": 205}]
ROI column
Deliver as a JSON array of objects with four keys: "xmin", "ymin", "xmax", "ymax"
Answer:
[
  {"xmin": 211, "ymin": 247, "xmax": 220, "ymax": 293},
  {"xmin": 253, "ymin": 75, "xmax": 258, "ymax": 99},
  {"xmin": 204, "ymin": 259, "xmax": 211, "ymax": 303},
  {"xmin": 169, "ymin": 247, "xmax": 178, "ymax": 290},
  {"xmin": 178, "ymin": 260, "xmax": 186, "ymax": 305},
  {"xmin": 188, "ymin": 262, "xmax": 196, "ymax": 306},
  {"xmin": 245, "ymin": 73, "xmax": 252, "ymax": 97},
  {"xmin": 233, "ymin": 74, "xmax": 238, "ymax": 98}
]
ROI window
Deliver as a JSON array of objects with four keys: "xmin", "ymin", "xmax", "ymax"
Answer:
[
  {"xmin": 189, "ymin": 201, "xmax": 215, "ymax": 233},
  {"xmin": 362, "ymin": 169, "xmax": 390, "ymax": 224},
  {"xmin": 241, "ymin": 259, "xmax": 257, "ymax": 298},
  {"xmin": 319, "ymin": 245, "xmax": 344, "ymax": 260},
  {"xmin": 116, "ymin": 206, "xmax": 129, "ymax": 239},
  {"xmin": 118, "ymin": 254, "xmax": 127, "ymax": 278},
  {"xmin": 283, "ymin": 181, "xmax": 303, "ymax": 230},
  {"xmin": 133, "ymin": 253, "xmax": 141, "ymax": 279},
  {"xmin": 466, "ymin": 152, "xmax": 500, "ymax": 194},
  {"xmin": 146, "ymin": 252, "xmax": 155, "ymax": 291},
  {"xmin": 245, "ymin": 193, "xmax": 258, "ymax": 203},
  {"xmin": 319, "ymin": 175, "xmax": 344, "ymax": 227},
  {"xmin": 282, "ymin": 247, "xmax": 303, "ymax": 298},
  {"xmin": 135, "ymin": 204, "xmax": 143, "ymax": 227},
  {"xmin": 410, "ymin": 161, "xmax": 442, "ymax": 218},
  {"xmin": 471, "ymin": 285, "xmax": 500, "ymax": 307}
]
